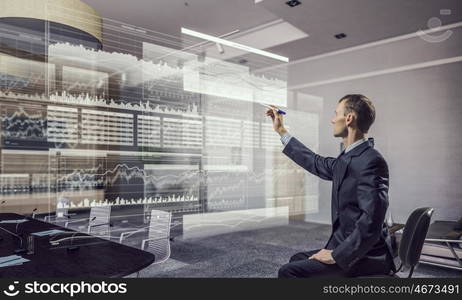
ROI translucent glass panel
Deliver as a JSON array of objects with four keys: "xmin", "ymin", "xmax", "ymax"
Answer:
[{"xmin": 0, "ymin": 1, "xmax": 320, "ymax": 241}]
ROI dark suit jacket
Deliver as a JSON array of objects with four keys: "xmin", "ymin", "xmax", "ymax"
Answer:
[{"xmin": 283, "ymin": 137, "xmax": 395, "ymax": 273}]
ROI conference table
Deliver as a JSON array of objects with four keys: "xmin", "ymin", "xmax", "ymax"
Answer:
[{"xmin": 0, "ymin": 213, "xmax": 155, "ymax": 277}]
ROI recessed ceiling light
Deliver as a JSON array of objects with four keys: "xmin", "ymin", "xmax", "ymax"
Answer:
[
  {"xmin": 335, "ymin": 33, "xmax": 347, "ymax": 39},
  {"xmin": 286, "ymin": 0, "xmax": 301, "ymax": 7}
]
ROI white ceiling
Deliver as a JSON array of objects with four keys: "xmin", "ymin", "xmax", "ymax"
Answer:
[
  {"xmin": 81, "ymin": 0, "xmax": 462, "ymax": 61},
  {"xmin": 82, "ymin": 0, "xmax": 278, "ymax": 39},
  {"xmin": 262, "ymin": 0, "xmax": 462, "ymax": 59}
]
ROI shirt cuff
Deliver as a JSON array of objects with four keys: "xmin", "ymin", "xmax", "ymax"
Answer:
[{"xmin": 280, "ymin": 133, "xmax": 293, "ymax": 146}]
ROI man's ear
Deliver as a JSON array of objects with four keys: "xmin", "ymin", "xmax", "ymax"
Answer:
[{"xmin": 346, "ymin": 113, "xmax": 356, "ymax": 127}]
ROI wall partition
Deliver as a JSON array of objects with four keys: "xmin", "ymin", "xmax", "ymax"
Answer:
[{"xmin": 0, "ymin": 0, "xmax": 322, "ymax": 242}]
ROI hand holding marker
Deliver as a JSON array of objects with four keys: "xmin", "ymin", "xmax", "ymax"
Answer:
[{"xmin": 260, "ymin": 103, "xmax": 286, "ymax": 115}]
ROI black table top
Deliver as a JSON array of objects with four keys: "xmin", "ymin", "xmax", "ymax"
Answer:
[{"xmin": 0, "ymin": 213, "xmax": 155, "ymax": 277}]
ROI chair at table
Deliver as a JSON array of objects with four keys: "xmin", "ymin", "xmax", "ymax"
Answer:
[
  {"xmin": 44, "ymin": 197, "xmax": 76, "ymax": 224},
  {"xmin": 65, "ymin": 206, "xmax": 112, "ymax": 237},
  {"xmin": 119, "ymin": 209, "xmax": 172, "ymax": 276}
]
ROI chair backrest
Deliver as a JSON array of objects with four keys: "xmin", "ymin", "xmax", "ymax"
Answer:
[
  {"xmin": 56, "ymin": 197, "xmax": 70, "ymax": 219},
  {"xmin": 143, "ymin": 203, "xmax": 155, "ymax": 224},
  {"xmin": 146, "ymin": 209, "xmax": 171, "ymax": 264},
  {"xmin": 398, "ymin": 207, "xmax": 434, "ymax": 268},
  {"xmin": 88, "ymin": 206, "xmax": 111, "ymax": 236},
  {"xmin": 44, "ymin": 197, "xmax": 69, "ymax": 223}
]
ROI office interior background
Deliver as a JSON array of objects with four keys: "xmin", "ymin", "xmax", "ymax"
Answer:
[{"xmin": 0, "ymin": 0, "xmax": 461, "ymax": 277}]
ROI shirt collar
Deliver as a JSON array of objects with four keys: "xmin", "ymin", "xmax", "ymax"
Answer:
[{"xmin": 344, "ymin": 137, "xmax": 368, "ymax": 154}]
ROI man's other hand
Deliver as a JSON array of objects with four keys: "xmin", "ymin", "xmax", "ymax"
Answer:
[
  {"xmin": 265, "ymin": 105, "xmax": 287, "ymax": 136},
  {"xmin": 308, "ymin": 249, "xmax": 336, "ymax": 264}
]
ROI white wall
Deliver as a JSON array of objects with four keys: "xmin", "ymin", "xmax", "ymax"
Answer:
[{"xmin": 286, "ymin": 24, "xmax": 462, "ymax": 223}]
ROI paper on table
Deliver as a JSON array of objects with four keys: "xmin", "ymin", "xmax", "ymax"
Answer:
[
  {"xmin": 0, "ymin": 256, "xmax": 30, "ymax": 268},
  {"xmin": 0, "ymin": 219, "xmax": 28, "ymax": 224},
  {"xmin": 0, "ymin": 255, "xmax": 21, "ymax": 264},
  {"xmin": 32, "ymin": 229, "xmax": 66, "ymax": 236},
  {"xmin": 0, "ymin": 262, "xmax": 23, "ymax": 268},
  {"xmin": 0, "ymin": 259, "xmax": 29, "ymax": 267}
]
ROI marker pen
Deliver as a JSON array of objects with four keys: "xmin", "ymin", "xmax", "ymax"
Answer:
[{"xmin": 260, "ymin": 103, "xmax": 286, "ymax": 115}]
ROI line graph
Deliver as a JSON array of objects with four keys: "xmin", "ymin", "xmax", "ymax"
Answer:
[{"xmin": 2, "ymin": 105, "xmax": 47, "ymax": 141}]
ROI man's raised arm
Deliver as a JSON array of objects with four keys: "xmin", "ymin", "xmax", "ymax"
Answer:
[{"xmin": 266, "ymin": 106, "xmax": 336, "ymax": 181}]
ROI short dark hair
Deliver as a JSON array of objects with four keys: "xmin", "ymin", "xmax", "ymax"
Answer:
[{"xmin": 339, "ymin": 94, "xmax": 376, "ymax": 133}]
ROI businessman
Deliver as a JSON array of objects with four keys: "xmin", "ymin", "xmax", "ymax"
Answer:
[{"xmin": 267, "ymin": 94, "xmax": 395, "ymax": 277}]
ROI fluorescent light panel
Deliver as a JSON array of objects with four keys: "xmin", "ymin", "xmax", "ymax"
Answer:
[{"xmin": 181, "ymin": 27, "xmax": 289, "ymax": 62}]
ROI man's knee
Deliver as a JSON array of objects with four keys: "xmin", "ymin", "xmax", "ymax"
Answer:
[
  {"xmin": 278, "ymin": 263, "xmax": 295, "ymax": 278},
  {"xmin": 279, "ymin": 262, "xmax": 312, "ymax": 278},
  {"xmin": 289, "ymin": 252, "xmax": 306, "ymax": 262}
]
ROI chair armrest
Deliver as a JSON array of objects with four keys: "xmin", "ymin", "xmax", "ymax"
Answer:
[
  {"xmin": 89, "ymin": 222, "xmax": 111, "ymax": 228},
  {"xmin": 45, "ymin": 215, "xmax": 73, "ymax": 222},
  {"xmin": 65, "ymin": 218, "xmax": 89, "ymax": 228},
  {"xmin": 44, "ymin": 215, "xmax": 55, "ymax": 222},
  {"xmin": 46, "ymin": 213, "xmax": 77, "ymax": 223},
  {"xmin": 141, "ymin": 236, "xmax": 170, "ymax": 250},
  {"xmin": 425, "ymin": 238, "xmax": 462, "ymax": 243},
  {"xmin": 119, "ymin": 227, "xmax": 148, "ymax": 243}
]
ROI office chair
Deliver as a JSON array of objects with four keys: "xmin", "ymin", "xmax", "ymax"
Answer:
[
  {"xmin": 357, "ymin": 207, "xmax": 434, "ymax": 278},
  {"xmin": 65, "ymin": 206, "xmax": 112, "ymax": 237},
  {"xmin": 44, "ymin": 197, "xmax": 76, "ymax": 224},
  {"xmin": 119, "ymin": 209, "xmax": 172, "ymax": 277},
  {"xmin": 395, "ymin": 207, "xmax": 434, "ymax": 277}
]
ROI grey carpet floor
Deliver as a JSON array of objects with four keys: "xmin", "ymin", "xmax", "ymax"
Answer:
[{"xmin": 123, "ymin": 221, "xmax": 462, "ymax": 278}]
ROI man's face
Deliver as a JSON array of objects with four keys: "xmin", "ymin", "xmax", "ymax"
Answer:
[{"xmin": 331, "ymin": 100, "xmax": 348, "ymax": 137}]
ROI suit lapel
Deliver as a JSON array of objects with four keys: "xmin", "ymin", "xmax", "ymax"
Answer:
[
  {"xmin": 335, "ymin": 138, "xmax": 374, "ymax": 191},
  {"xmin": 335, "ymin": 155, "xmax": 351, "ymax": 192}
]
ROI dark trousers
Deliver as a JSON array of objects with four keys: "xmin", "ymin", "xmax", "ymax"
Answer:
[{"xmin": 278, "ymin": 249, "xmax": 393, "ymax": 278}]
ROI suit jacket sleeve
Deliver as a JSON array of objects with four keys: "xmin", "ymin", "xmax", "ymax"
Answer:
[
  {"xmin": 282, "ymin": 137, "xmax": 336, "ymax": 181},
  {"xmin": 331, "ymin": 156, "xmax": 389, "ymax": 271}
]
